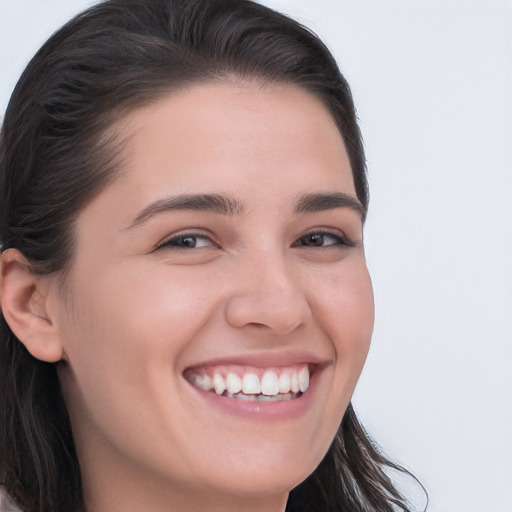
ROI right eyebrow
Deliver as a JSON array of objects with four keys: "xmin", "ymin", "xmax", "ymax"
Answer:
[
  {"xmin": 294, "ymin": 192, "xmax": 366, "ymax": 222},
  {"xmin": 126, "ymin": 193, "xmax": 244, "ymax": 229}
]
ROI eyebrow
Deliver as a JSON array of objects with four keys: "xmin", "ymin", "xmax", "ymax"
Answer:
[
  {"xmin": 127, "ymin": 190, "xmax": 365, "ymax": 229},
  {"xmin": 127, "ymin": 193, "xmax": 244, "ymax": 228},
  {"xmin": 294, "ymin": 192, "xmax": 366, "ymax": 222}
]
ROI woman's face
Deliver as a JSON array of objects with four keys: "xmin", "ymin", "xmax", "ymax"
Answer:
[{"xmin": 54, "ymin": 82, "xmax": 374, "ymax": 510}]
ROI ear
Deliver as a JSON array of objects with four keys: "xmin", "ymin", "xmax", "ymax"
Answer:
[{"xmin": 0, "ymin": 248, "xmax": 64, "ymax": 362}]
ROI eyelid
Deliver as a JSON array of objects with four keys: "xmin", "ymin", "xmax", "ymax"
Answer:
[
  {"xmin": 153, "ymin": 229, "xmax": 219, "ymax": 252},
  {"xmin": 152, "ymin": 226, "xmax": 356, "ymax": 253},
  {"xmin": 293, "ymin": 228, "xmax": 355, "ymax": 248}
]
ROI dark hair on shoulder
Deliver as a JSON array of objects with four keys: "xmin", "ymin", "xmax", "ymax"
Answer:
[{"xmin": 0, "ymin": 0, "xmax": 420, "ymax": 510}]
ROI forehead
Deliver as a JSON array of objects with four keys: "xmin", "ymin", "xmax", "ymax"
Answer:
[
  {"xmin": 74, "ymin": 80, "xmax": 357, "ymax": 242},
  {"xmin": 112, "ymin": 81, "xmax": 354, "ymax": 195}
]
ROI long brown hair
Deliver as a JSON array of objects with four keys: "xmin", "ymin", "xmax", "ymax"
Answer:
[{"xmin": 0, "ymin": 1, "xmax": 421, "ymax": 510}]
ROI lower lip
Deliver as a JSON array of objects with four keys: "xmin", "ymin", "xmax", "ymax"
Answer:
[{"xmin": 185, "ymin": 366, "xmax": 325, "ymax": 421}]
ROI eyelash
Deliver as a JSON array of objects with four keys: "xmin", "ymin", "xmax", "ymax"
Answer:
[
  {"xmin": 155, "ymin": 232, "xmax": 217, "ymax": 251},
  {"xmin": 155, "ymin": 229, "xmax": 352, "ymax": 252},
  {"xmin": 292, "ymin": 230, "xmax": 353, "ymax": 249}
]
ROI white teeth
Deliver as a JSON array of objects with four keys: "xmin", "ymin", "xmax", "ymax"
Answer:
[
  {"xmin": 226, "ymin": 372, "xmax": 242, "ymax": 394},
  {"xmin": 242, "ymin": 373, "xmax": 261, "ymax": 394},
  {"xmin": 261, "ymin": 371, "xmax": 279, "ymax": 396},
  {"xmin": 213, "ymin": 373, "xmax": 226, "ymax": 395},
  {"xmin": 299, "ymin": 365, "xmax": 309, "ymax": 392},
  {"xmin": 290, "ymin": 373, "xmax": 300, "ymax": 393},
  {"xmin": 278, "ymin": 373, "xmax": 291, "ymax": 393},
  {"xmin": 189, "ymin": 366, "xmax": 311, "ymax": 398},
  {"xmin": 195, "ymin": 373, "xmax": 212, "ymax": 391}
]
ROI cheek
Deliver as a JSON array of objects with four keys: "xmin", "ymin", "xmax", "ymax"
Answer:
[
  {"xmin": 57, "ymin": 263, "xmax": 219, "ymax": 471},
  {"xmin": 307, "ymin": 257, "xmax": 374, "ymax": 398},
  {"xmin": 311, "ymin": 257, "xmax": 374, "ymax": 344},
  {"xmin": 58, "ymin": 259, "xmax": 229, "ymax": 434},
  {"xmin": 65, "ymin": 261, "xmax": 212, "ymax": 353},
  {"xmin": 336, "ymin": 266, "xmax": 374, "ymax": 372},
  {"xmin": 58, "ymin": 262, "xmax": 206, "ymax": 404}
]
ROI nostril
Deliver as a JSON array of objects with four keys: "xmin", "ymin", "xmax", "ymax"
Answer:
[{"xmin": 247, "ymin": 322, "xmax": 272, "ymax": 329}]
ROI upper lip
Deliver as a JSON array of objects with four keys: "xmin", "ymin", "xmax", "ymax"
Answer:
[{"xmin": 183, "ymin": 349, "xmax": 332, "ymax": 371}]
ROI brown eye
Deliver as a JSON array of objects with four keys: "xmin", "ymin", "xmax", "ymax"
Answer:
[
  {"xmin": 173, "ymin": 236, "xmax": 199, "ymax": 248},
  {"xmin": 302, "ymin": 234, "xmax": 324, "ymax": 247},
  {"xmin": 156, "ymin": 234, "xmax": 218, "ymax": 251},
  {"xmin": 295, "ymin": 232, "xmax": 349, "ymax": 248}
]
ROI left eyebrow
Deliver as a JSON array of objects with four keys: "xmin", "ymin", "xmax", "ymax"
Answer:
[
  {"xmin": 294, "ymin": 192, "xmax": 366, "ymax": 222},
  {"xmin": 126, "ymin": 193, "xmax": 244, "ymax": 229}
]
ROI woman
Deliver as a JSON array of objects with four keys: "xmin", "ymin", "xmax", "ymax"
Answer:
[{"xmin": 0, "ymin": 0, "xmax": 419, "ymax": 510}]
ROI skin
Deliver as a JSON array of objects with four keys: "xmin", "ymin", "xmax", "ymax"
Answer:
[{"xmin": 1, "ymin": 82, "xmax": 374, "ymax": 512}]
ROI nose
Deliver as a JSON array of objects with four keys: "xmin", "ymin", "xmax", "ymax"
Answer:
[{"xmin": 224, "ymin": 252, "xmax": 312, "ymax": 334}]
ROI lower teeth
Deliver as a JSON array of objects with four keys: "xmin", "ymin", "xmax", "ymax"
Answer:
[{"xmin": 218, "ymin": 391, "xmax": 301, "ymax": 401}]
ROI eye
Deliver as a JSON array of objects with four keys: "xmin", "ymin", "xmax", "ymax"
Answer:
[
  {"xmin": 155, "ymin": 233, "xmax": 218, "ymax": 251},
  {"xmin": 294, "ymin": 231, "xmax": 351, "ymax": 248}
]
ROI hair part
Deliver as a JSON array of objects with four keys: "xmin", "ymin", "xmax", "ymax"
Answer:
[{"xmin": 1, "ymin": 1, "xmax": 414, "ymax": 510}]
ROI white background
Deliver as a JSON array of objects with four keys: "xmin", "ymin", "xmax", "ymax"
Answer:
[{"xmin": 1, "ymin": 1, "xmax": 511, "ymax": 511}]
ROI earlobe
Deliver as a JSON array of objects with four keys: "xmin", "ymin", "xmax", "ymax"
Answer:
[{"xmin": 0, "ymin": 248, "xmax": 64, "ymax": 363}]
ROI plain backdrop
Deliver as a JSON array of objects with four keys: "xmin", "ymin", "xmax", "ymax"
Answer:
[{"xmin": 1, "ymin": 1, "xmax": 511, "ymax": 511}]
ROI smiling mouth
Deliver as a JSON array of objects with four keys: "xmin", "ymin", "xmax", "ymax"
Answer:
[{"xmin": 184, "ymin": 364, "xmax": 310, "ymax": 402}]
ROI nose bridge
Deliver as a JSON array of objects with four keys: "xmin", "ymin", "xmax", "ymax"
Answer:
[{"xmin": 225, "ymin": 246, "xmax": 311, "ymax": 333}]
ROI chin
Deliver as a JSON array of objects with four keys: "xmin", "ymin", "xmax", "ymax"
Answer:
[{"xmin": 190, "ymin": 443, "xmax": 325, "ymax": 499}]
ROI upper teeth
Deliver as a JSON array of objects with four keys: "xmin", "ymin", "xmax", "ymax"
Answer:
[
  {"xmin": 261, "ymin": 371, "xmax": 278, "ymax": 395},
  {"xmin": 226, "ymin": 373, "xmax": 242, "ymax": 394},
  {"xmin": 242, "ymin": 373, "xmax": 261, "ymax": 394},
  {"xmin": 187, "ymin": 365, "xmax": 310, "ymax": 397}
]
